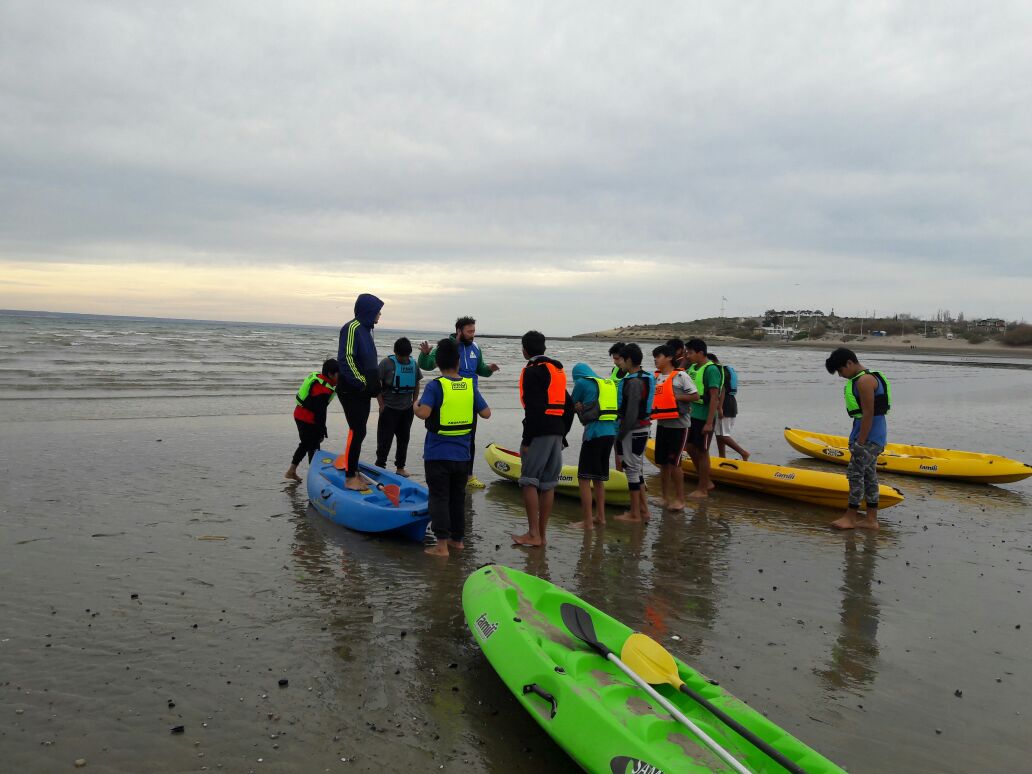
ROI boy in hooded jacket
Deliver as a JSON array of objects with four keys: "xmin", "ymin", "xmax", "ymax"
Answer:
[
  {"xmin": 336, "ymin": 293, "xmax": 384, "ymax": 490},
  {"xmin": 571, "ymin": 363, "xmax": 619, "ymax": 529}
]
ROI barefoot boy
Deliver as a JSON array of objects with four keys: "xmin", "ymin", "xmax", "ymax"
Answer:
[
  {"xmin": 613, "ymin": 344, "xmax": 655, "ymax": 523},
  {"xmin": 709, "ymin": 353, "xmax": 750, "ymax": 461},
  {"xmin": 286, "ymin": 358, "xmax": 339, "ymax": 482},
  {"xmin": 513, "ymin": 331, "xmax": 574, "ymax": 547},
  {"xmin": 414, "ymin": 338, "xmax": 491, "ymax": 556},
  {"xmin": 685, "ymin": 339, "xmax": 722, "ymax": 499},
  {"xmin": 571, "ymin": 363, "xmax": 619, "ymax": 529},
  {"xmin": 651, "ymin": 344, "xmax": 697, "ymax": 510},
  {"xmin": 825, "ymin": 347, "xmax": 891, "ymax": 530},
  {"xmin": 375, "ymin": 337, "xmax": 422, "ymax": 477}
]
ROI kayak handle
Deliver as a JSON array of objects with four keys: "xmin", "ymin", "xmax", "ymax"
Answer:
[
  {"xmin": 320, "ymin": 489, "xmax": 332, "ymax": 500},
  {"xmin": 522, "ymin": 683, "xmax": 557, "ymax": 719},
  {"xmin": 718, "ymin": 462, "xmax": 739, "ymax": 470}
]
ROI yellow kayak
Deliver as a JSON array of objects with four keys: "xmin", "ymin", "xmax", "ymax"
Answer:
[
  {"xmin": 483, "ymin": 443, "xmax": 631, "ymax": 505},
  {"xmin": 784, "ymin": 428, "xmax": 1032, "ymax": 484},
  {"xmin": 645, "ymin": 439, "xmax": 904, "ymax": 510}
]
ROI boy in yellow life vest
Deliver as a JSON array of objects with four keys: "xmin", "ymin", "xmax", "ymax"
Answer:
[
  {"xmin": 414, "ymin": 338, "xmax": 491, "ymax": 557},
  {"xmin": 571, "ymin": 363, "xmax": 619, "ymax": 529},
  {"xmin": 285, "ymin": 358, "xmax": 339, "ymax": 482},
  {"xmin": 684, "ymin": 338, "xmax": 722, "ymax": 499}
]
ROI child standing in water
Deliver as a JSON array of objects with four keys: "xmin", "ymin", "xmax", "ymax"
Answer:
[
  {"xmin": 415, "ymin": 338, "xmax": 491, "ymax": 557},
  {"xmin": 285, "ymin": 358, "xmax": 339, "ymax": 482},
  {"xmin": 375, "ymin": 337, "xmax": 422, "ymax": 477},
  {"xmin": 571, "ymin": 363, "xmax": 619, "ymax": 529}
]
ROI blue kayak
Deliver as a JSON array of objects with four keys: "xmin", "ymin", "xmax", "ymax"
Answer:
[{"xmin": 307, "ymin": 454, "xmax": 430, "ymax": 542}]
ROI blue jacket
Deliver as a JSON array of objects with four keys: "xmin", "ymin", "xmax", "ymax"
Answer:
[
  {"xmin": 571, "ymin": 363, "xmax": 618, "ymax": 441},
  {"xmin": 338, "ymin": 293, "xmax": 384, "ymax": 395}
]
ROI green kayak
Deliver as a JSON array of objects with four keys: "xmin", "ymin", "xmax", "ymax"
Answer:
[{"xmin": 463, "ymin": 564, "xmax": 845, "ymax": 774}]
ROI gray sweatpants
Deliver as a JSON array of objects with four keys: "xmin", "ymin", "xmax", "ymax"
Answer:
[{"xmin": 847, "ymin": 440, "xmax": 884, "ymax": 509}]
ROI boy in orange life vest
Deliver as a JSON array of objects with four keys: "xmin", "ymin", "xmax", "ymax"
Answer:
[
  {"xmin": 285, "ymin": 358, "xmax": 339, "ymax": 482},
  {"xmin": 513, "ymin": 330, "xmax": 575, "ymax": 548},
  {"xmin": 652, "ymin": 344, "xmax": 698, "ymax": 510}
]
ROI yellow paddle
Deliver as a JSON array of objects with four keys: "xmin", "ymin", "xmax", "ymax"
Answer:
[{"xmin": 621, "ymin": 633, "xmax": 807, "ymax": 774}]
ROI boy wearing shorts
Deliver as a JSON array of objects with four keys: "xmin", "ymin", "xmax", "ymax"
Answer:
[
  {"xmin": 613, "ymin": 344, "xmax": 655, "ymax": 523},
  {"xmin": 651, "ymin": 344, "xmax": 697, "ymax": 510},
  {"xmin": 513, "ymin": 331, "xmax": 575, "ymax": 547},
  {"xmin": 571, "ymin": 363, "xmax": 619, "ymax": 529}
]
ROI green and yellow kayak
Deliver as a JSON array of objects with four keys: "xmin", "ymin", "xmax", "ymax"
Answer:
[
  {"xmin": 484, "ymin": 442, "xmax": 631, "ymax": 505},
  {"xmin": 463, "ymin": 564, "xmax": 845, "ymax": 773},
  {"xmin": 784, "ymin": 427, "xmax": 1032, "ymax": 484}
]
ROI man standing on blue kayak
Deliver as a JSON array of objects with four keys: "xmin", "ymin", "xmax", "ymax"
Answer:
[
  {"xmin": 335, "ymin": 293, "xmax": 384, "ymax": 490},
  {"xmin": 825, "ymin": 347, "xmax": 890, "ymax": 531},
  {"xmin": 418, "ymin": 316, "xmax": 499, "ymax": 489}
]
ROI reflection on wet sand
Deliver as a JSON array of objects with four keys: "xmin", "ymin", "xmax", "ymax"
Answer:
[{"xmin": 815, "ymin": 532, "xmax": 881, "ymax": 694}]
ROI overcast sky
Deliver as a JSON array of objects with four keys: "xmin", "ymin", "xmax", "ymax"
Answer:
[{"xmin": 1, "ymin": 1, "xmax": 1029, "ymax": 334}]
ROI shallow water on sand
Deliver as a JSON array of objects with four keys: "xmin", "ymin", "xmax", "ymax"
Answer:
[{"xmin": 1, "ymin": 311, "xmax": 1030, "ymax": 773}]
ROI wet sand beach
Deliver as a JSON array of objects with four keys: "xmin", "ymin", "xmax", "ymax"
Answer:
[{"xmin": 1, "ymin": 312, "xmax": 1030, "ymax": 772}]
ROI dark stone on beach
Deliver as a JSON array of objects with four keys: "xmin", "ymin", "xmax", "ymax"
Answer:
[
  {"xmin": 130, "ymin": 593, "xmax": 138, "ymax": 599},
  {"xmin": 954, "ymin": 689, "xmax": 963, "ymax": 697},
  {"xmin": 168, "ymin": 700, "xmax": 175, "ymax": 708},
  {"xmin": 278, "ymin": 678, "xmax": 288, "ymax": 687},
  {"xmin": 170, "ymin": 725, "xmax": 185, "ymax": 734},
  {"xmin": 400, "ymin": 630, "xmax": 406, "ymax": 638}
]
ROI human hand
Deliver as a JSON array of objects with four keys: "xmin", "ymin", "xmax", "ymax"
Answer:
[
  {"xmin": 488, "ymin": 363, "xmax": 500, "ymax": 372},
  {"xmin": 419, "ymin": 340, "xmax": 431, "ymax": 354},
  {"xmin": 703, "ymin": 421, "xmax": 713, "ymax": 434}
]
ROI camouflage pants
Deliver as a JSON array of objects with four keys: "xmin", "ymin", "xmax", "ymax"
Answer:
[{"xmin": 847, "ymin": 440, "xmax": 884, "ymax": 509}]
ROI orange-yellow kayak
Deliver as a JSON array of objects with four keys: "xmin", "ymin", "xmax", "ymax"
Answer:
[
  {"xmin": 784, "ymin": 428, "xmax": 1032, "ymax": 484},
  {"xmin": 646, "ymin": 440, "xmax": 904, "ymax": 509}
]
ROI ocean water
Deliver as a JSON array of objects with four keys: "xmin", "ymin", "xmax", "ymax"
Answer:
[{"xmin": 1, "ymin": 310, "xmax": 1030, "ymax": 773}]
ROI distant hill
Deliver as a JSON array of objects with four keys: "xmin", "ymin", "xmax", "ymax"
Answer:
[{"xmin": 574, "ymin": 317, "xmax": 761, "ymax": 341}]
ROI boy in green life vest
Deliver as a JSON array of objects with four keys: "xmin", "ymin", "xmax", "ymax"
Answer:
[
  {"xmin": 285, "ymin": 358, "xmax": 339, "ymax": 482},
  {"xmin": 684, "ymin": 338, "xmax": 722, "ymax": 499},
  {"xmin": 414, "ymin": 338, "xmax": 491, "ymax": 557},
  {"xmin": 571, "ymin": 363, "xmax": 619, "ymax": 529},
  {"xmin": 825, "ymin": 347, "xmax": 890, "ymax": 531}
]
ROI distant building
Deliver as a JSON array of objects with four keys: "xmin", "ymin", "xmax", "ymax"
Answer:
[
  {"xmin": 974, "ymin": 318, "xmax": 1006, "ymax": 332},
  {"xmin": 759, "ymin": 325, "xmax": 797, "ymax": 338}
]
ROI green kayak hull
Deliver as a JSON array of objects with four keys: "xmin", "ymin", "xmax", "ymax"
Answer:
[{"xmin": 463, "ymin": 564, "xmax": 845, "ymax": 774}]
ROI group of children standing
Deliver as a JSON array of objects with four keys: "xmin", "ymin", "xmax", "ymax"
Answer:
[{"xmin": 284, "ymin": 294, "xmax": 755, "ymax": 554}]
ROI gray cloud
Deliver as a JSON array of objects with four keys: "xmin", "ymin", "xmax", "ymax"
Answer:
[{"xmin": 1, "ymin": 1, "xmax": 1029, "ymax": 331}]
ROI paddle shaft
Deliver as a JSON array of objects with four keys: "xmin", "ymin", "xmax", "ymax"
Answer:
[
  {"xmin": 605, "ymin": 652, "xmax": 752, "ymax": 774},
  {"xmin": 675, "ymin": 683, "xmax": 805, "ymax": 774}
]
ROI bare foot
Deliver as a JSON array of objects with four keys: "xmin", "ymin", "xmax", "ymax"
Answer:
[
  {"xmin": 612, "ymin": 510, "xmax": 632, "ymax": 520},
  {"xmin": 740, "ymin": 451, "xmax": 751, "ymax": 461},
  {"xmin": 831, "ymin": 515, "xmax": 857, "ymax": 530},
  {"xmin": 395, "ymin": 468, "xmax": 411, "ymax": 478},
  {"xmin": 447, "ymin": 540, "xmax": 465, "ymax": 550},
  {"xmin": 570, "ymin": 520, "xmax": 594, "ymax": 530},
  {"xmin": 668, "ymin": 500, "xmax": 685, "ymax": 511},
  {"xmin": 511, "ymin": 532, "xmax": 544, "ymax": 547},
  {"xmin": 594, "ymin": 517, "xmax": 606, "ymax": 527},
  {"xmin": 424, "ymin": 543, "xmax": 450, "ymax": 557},
  {"xmin": 345, "ymin": 478, "xmax": 367, "ymax": 491},
  {"xmin": 687, "ymin": 489, "xmax": 709, "ymax": 500},
  {"xmin": 707, "ymin": 482, "xmax": 716, "ymax": 491},
  {"xmin": 854, "ymin": 518, "xmax": 880, "ymax": 531},
  {"xmin": 614, "ymin": 513, "xmax": 643, "ymax": 523},
  {"xmin": 284, "ymin": 470, "xmax": 302, "ymax": 482}
]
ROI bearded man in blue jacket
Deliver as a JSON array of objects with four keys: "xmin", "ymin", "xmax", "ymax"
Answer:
[{"xmin": 336, "ymin": 293, "xmax": 385, "ymax": 489}]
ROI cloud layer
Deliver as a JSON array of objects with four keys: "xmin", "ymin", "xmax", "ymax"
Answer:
[{"xmin": 2, "ymin": 1, "xmax": 1029, "ymax": 332}]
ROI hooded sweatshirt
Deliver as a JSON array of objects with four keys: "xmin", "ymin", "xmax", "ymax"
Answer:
[
  {"xmin": 571, "ymin": 363, "xmax": 618, "ymax": 441},
  {"xmin": 338, "ymin": 293, "xmax": 384, "ymax": 395}
]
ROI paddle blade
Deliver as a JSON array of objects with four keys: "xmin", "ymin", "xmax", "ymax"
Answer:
[
  {"xmin": 621, "ymin": 633, "xmax": 683, "ymax": 689},
  {"xmin": 559, "ymin": 603, "xmax": 611, "ymax": 657},
  {"xmin": 382, "ymin": 484, "xmax": 401, "ymax": 507}
]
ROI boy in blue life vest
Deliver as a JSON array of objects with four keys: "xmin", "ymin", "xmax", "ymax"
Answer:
[
  {"xmin": 571, "ymin": 363, "xmax": 620, "ymax": 529},
  {"xmin": 375, "ymin": 337, "xmax": 422, "ymax": 477},
  {"xmin": 825, "ymin": 347, "xmax": 890, "ymax": 531},
  {"xmin": 417, "ymin": 315, "xmax": 500, "ymax": 489},
  {"xmin": 285, "ymin": 358, "xmax": 339, "ymax": 482},
  {"xmin": 414, "ymin": 337, "xmax": 491, "ymax": 557},
  {"xmin": 708, "ymin": 353, "xmax": 750, "ymax": 461}
]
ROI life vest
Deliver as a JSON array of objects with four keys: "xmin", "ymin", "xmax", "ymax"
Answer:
[
  {"xmin": 588, "ymin": 377, "xmax": 619, "ymax": 422},
  {"xmin": 723, "ymin": 364, "xmax": 739, "ymax": 395},
  {"xmin": 651, "ymin": 369, "xmax": 686, "ymax": 421},
  {"xmin": 296, "ymin": 372, "xmax": 335, "ymax": 405},
  {"xmin": 844, "ymin": 370, "xmax": 892, "ymax": 418},
  {"xmin": 388, "ymin": 355, "xmax": 417, "ymax": 393},
  {"xmin": 426, "ymin": 377, "xmax": 475, "ymax": 435},
  {"xmin": 687, "ymin": 362, "xmax": 723, "ymax": 405},
  {"xmin": 610, "ymin": 365, "xmax": 626, "ymax": 381},
  {"xmin": 621, "ymin": 370, "xmax": 655, "ymax": 421},
  {"xmin": 519, "ymin": 359, "xmax": 568, "ymax": 416}
]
